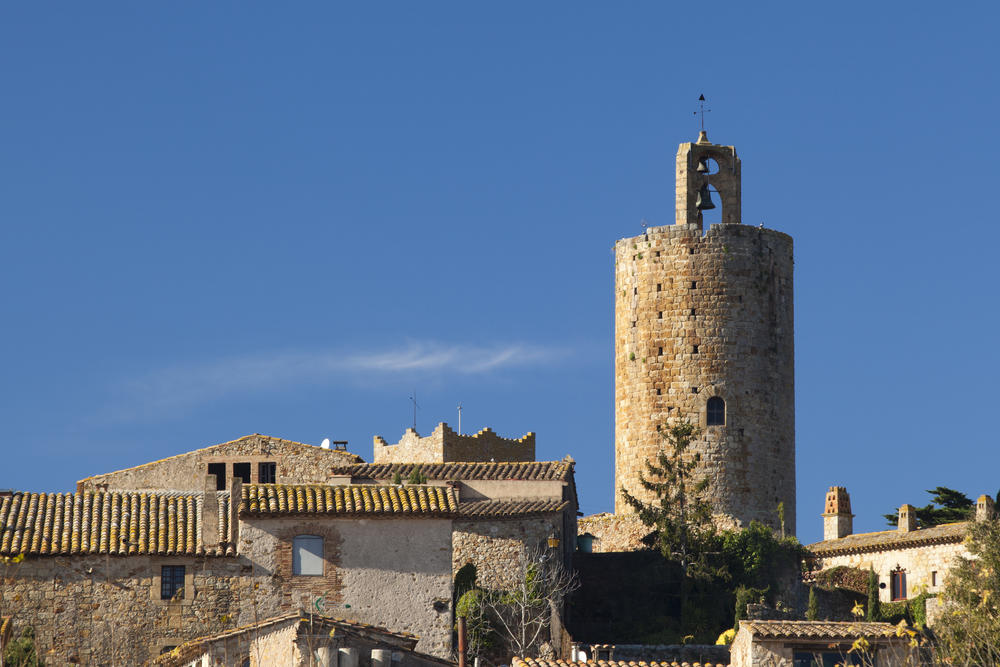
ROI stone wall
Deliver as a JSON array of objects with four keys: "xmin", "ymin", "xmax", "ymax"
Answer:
[
  {"xmin": 240, "ymin": 517, "xmax": 454, "ymax": 658},
  {"xmin": 814, "ymin": 540, "xmax": 965, "ymax": 602},
  {"xmin": 452, "ymin": 515, "xmax": 562, "ymax": 590},
  {"xmin": 576, "ymin": 513, "xmax": 648, "ymax": 553},
  {"xmin": 374, "ymin": 423, "xmax": 534, "ymax": 464},
  {"xmin": 614, "ymin": 220, "xmax": 795, "ymax": 534},
  {"xmin": 77, "ymin": 435, "xmax": 360, "ymax": 493}
]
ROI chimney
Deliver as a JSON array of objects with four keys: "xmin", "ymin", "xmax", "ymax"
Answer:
[
  {"xmin": 977, "ymin": 494, "xmax": 996, "ymax": 522},
  {"xmin": 898, "ymin": 504, "xmax": 918, "ymax": 532},
  {"xmin": 201, "ymin": 475, "xmax": 219, "ymax": 550},
  {"xmin": 822, "ymin": 486, "xmax": 853, "ymax": 540}
]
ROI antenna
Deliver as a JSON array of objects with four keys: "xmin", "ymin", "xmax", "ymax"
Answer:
[
  {"xmin": 409, "ymin": 391, "xmax": 420, "ymax": 431},
  {"xmin": 457, "ymin": 403, "xmax": 463, "ymax": 434}
]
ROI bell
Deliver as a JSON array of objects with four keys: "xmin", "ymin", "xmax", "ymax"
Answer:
[
  {"xmin": 696, "ymin": 183, "xmax": 716, "ymax": 210},
  {"xmin": 696, "ymin": 158, "xmax": 709, "ymax": 174}
]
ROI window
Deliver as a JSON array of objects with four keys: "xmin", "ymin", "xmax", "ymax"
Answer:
[
  {"xmin": 931, "ymin": 571, "xmax": 938, "ymax": 587},
  {"xmin": 259, "ymin": 462, "xmax": 276, "ymax": 484},
  {"xmin": 707, "ymin": 397, "xmax": 725, "ymax": 426},
  {"xmin": 161, "ymin": 566, "xmax": 185, "ymax": 600},
  {"xmin": 233, "ymin": 462, "xmax": 251, "ymax": 484},
  {"xmin": 160, "ymin": 646, "xmax": 178, "ymax": 655},
  {"xmin": 891, "ymin": 569, "xmax": 907, "ymax": 601},
  {"xmin": 207, "ymin": 463, "xmax": 226, "ymax": 490},
  {"xmin": 293, "ymin": 535, "xmax": 324, "ymax": 576}
]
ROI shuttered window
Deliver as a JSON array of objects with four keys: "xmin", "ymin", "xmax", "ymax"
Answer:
[{"xmin": 293, "ymin": 535, "xmax": 324, "ymax": 576}]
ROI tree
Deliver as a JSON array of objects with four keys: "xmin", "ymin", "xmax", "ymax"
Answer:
[
  {"xmin": 621, "ymin": 421, "xmax": 716, "ymax": 578},
  {"xmin": 882, "ymin": 486, "xmax": 973, "ymax": 528},
  {"xmin": 932, "ymin": 518, "xmax": 1000, "ymax": 665},
  {"xmin": 480, "ymin": 546, "xmax": 578, "ymax": 658},
  {"xmin": 866, "ymin": 567, "xmax": 881, "ymax": 622}
]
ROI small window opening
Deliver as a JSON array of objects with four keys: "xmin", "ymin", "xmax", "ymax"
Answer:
[
  {"xmin": 207, "ymin": 463, "xmax": 226, "ymax": 490},
  {"xmin": 633, "ymin": 287, "xmax": 637, "ymax": 295},
  {"xmin": 233, "ymin": 462, "xmax": 251, "ymax": 484},
  {"xmin": 692, "ymin": 345, "xmax": 699, "ymax": 354},
  {"xmin": 706, "ymin": 397, "xmax": 725, "ymax": 426},
  {"xmin": 293, "ymin": 535, "xmax": 324, "ymax": 576},
  {"xmin": 690, "ymin": 387, "xmax": 699, "ymax": 394},
  {"xmin": 738, "ymin": 295, "xmax": 743, "ymax": 303},
  {"xmin": 891, "ymin": 569, "xmax": 907, "ymax": 601},
  {"xmin": 689, "ymin": 247, "xmax": 695, "ymax": 255},
  {"xmin": 655, "ymin": 251, "xmax": 660, "ymax": 257},
  {"xmin": 259, "ymin": 462, "xmax": 277, "ymax": 484},
  {"xmin": 931, "ymin": 571, "xmax": 938, "ymax": 587},
  {"xmin": 691, "ymin": 281, "xmax": 697, "ymax": 289},
  {"xmin": 656, "ymin": 283, "xmax": 661, "ymax": 292},
  {"xmin": 161, "ymin": 566, "xmax": 185, "ymax": 600},
  {"xmin": 657, "ymin": 311, "xmax": 662, "ymax": 319},
  {"xmin": 632, "ymin": 320, "xmax": 636, "ymax": 328},
  {"xmin": 658, "ymin": 347, "xmax": 663, "ymax": 356},
  {"xmin": 656, "ymin": 388, "xmax": 661, "ymax": 396},
  {"xmin": 690, "ymin": 308, "xmax": 696, "ymax": 316}
]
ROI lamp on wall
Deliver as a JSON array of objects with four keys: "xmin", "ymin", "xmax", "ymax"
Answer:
[{"xmin": 547, "ymin": 534, "xmax": 560, "ymax": 549}]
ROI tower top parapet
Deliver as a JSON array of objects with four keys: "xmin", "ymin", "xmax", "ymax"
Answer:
[{"xmin": 675, "ymin": 133, "xmax": 741, "ymax": 228}]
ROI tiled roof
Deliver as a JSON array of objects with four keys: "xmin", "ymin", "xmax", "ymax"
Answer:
[
  {"xmin": 808, "ymin": 521, "xmax": 967, "ymax": 556},
  {"xmin": 331, "ymin": 461, "xmax": 574, "ymax": 482},
  {"xmin": 151, "ymin": 612, "xmax": 421, "ymax": 666},
  {"xmin": 457, "ymin": 499, "xmax": 569, "ymax": 518},
  {"xmin": 739, "ymin": 620, "xmax": 900, "ymax": 639},
  {"xmin": 0, "ymin": 490, "xmax": 232, "ymax": 557},
  {"xmin": 514, "ymin": 660, "xmax": 727, "ymax": 667},
  {"xmin": 241, "ymin": 484, "xmax": 459, "ymax": 517}
]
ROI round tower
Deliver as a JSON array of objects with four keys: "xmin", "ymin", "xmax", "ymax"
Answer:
[{"xmin": 614, "ymin": 131, "xmax": 795, "ymax": 533}]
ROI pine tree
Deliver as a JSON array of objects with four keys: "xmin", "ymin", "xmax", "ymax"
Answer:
[{"xmin": 621, "ymin": 420, "xmax": 716, "ymax": 578}]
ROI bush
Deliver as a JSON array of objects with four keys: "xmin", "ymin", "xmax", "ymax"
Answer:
[
  {"xmin": 4, "ymin": 627, "xmax": 44, "ymax": 667},
  {"xmin": 806, "ymin": 586, "xmax": 819, "ymax": 620},
  {"xmin": 407, "ymin": 466, "xmax": 427, "ymax": 484}
]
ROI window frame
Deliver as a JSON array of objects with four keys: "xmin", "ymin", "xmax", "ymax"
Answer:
[
  {"xmin": 160, "ymin": 565, "xmax": 186, "ymax": 600},
  {"xmin": 292, "ymin": 535, "xmax": 324, "ymax": 576},
  {"xmin": 706, "ymin": 396, "xmax": 726, "ymax": 426},
  {"xmin": 891, "ymin": 569, "xmax": 907, "ymax": 601},
  {"xmin": 258, "ymin": 461, "xmax": 277, "ymax": 484}
]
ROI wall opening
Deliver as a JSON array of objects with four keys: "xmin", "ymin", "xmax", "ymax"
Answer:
[{"xmin": 707, "ymin": 397, "xmax": 725, "ymax": 426}]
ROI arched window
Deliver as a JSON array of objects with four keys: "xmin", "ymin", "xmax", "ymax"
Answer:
[
  {"xmin": 891, "ymin": 568, "xmax": 907, "ymax": 601},
  {"xmin": 706, "ymin": 397, "xmax": 725, "ymax": 426},
  {"xmin": 293, "ymin": 535, "xmax": 324, "ymax": 576}
]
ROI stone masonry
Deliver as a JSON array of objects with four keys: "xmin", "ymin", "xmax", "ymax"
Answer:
[
  {"xmin": 614, "ymin": 132, "xmax": 795, "ymax": 533},
  {"xmin": 374, "ymin": 422, "xmax": 535, "ymax": 464}
]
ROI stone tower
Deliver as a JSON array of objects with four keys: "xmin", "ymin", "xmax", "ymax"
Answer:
[{"xmin": 614, "ymin": 131, "xmax": 795, "ymax": 533}]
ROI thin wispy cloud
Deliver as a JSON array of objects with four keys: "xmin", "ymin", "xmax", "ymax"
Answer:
[{"xmin": 103, "ymin": 341, "xmax": 570, "ymax": 422}]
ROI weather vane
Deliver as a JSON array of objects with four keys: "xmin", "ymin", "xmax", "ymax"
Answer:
[{"xmin": 693, "ymin": 94, "xmax": 711, "ymax": 132}]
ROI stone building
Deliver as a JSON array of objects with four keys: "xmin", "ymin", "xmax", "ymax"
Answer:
[
  {"xmin": 613, "ymin": 131, "xmax": 795, "ymax": 533},
  {"xmin": 373, "ymin": 423, "xmax": 535, "ymax": 465},
  {"xmin": 807, "ymin": 486, "xmax": 993, "ymax": 603},
  {"xmin": 0, "ymin": 432, "xmax": 576, "ymax": 664},
  {"xmin": 729, "ymin": 620, "xmax": 914, "ymax": 667}
]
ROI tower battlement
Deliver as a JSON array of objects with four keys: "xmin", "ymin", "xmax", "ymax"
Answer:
[{"xmin": 373, "ymin": 422, "xmax": 535, "ymax": 464}]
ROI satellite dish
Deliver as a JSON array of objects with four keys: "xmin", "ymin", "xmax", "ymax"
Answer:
[{"xmin": 320, "ymin": 438, "xmax": 331, "ymax": 449}]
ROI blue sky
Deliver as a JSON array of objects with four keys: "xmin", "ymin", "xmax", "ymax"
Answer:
[{"xmin": 2, "ymin": 3, "xmax": 998, "ymax": 545}]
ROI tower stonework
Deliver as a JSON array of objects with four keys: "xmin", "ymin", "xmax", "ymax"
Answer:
[{"xmin": 614, "ymin": 132, "xmax": 795, "ymax": 533}]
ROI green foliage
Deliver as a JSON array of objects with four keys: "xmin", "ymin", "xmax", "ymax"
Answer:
[
  {"xmin": 455, "ymin": 589, "xmax": 494, "ymax": 659},
  {"xmin": 733, "ymin": 585, "xmax": 766, "ymax": 624},
  {"xmin": 718, "ymin": 521, "xmax": 805, "ymax": 592},
  {"xmin": 934, "ymin": 518, "xmax": 1000, "ymax": 663},
  {"xmin": 4, "ymin": 627, "xmax": 44, "ymax": 667},
  {"xmin": 391, "ymin": 471, "xmax": 403, "ymax": 485},
  {"xmin": 621, "ymin": 421, "xmax": 716, "ymax": 578},
  {"xmin": 876, "ymin": 593, "xmax": 929, "ymax": 626},
  {"xmin": 406, "ymin": 466, "xmax": 427, "ymax": 485},
  {"xmin": 866, "ymin": 568, "xmax": 881, "ymax": 621},
  {"xmin": 882, "ymin": 486, "xmax": 974, "ymax": 528},
  {"xmin": 806, "ymin": 586, "xmax": 819, "ymax": 621},
  {"xmin": 813, "ymin": 565, "xmax": 869, "ymax": 594}
]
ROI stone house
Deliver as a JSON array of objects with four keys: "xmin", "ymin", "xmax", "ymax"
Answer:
[
  {"xmin": 151, "ymin": 611, "xmax": 454, "ymax": 667},
  {"xmin": 0, "ymin": 431, "xmax": 577, "ymax": 664},
  {"xmin": 807, "ymin": 486, "xmax": 994, "ymax": 602},
  {"xmin": 729, "ymin": 620, "xmax": 915, "ymax": 667}
]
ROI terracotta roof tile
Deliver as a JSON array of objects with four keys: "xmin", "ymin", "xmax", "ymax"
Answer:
[
  {"xmin": 739, "ymin": 620, "xmax": 899, "ymax": 639},
  {"xmin": 0, "ymin": 490, "xmax": 230, "ymax": 557},
  {"xmin": 514, "ymin": 660, "xmax": 728, "ymax": 667},
  {"xmin": 241, "ymin": 484, "xmax": 459, "ymax": 517},
  {"xmin": 331, "ymin": 461, "xmax": 573, "ymax": 482},
  {"xmin": 457, "ymin": 499, "xmax": 569, "ymax": 518},
  {"xmin": 808, "ymin": 521, "xmax": 967, "ymax": 556}
]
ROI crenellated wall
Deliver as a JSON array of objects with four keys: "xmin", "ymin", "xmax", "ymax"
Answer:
[{"xmin": 373, "ymin": 422, "xmax": 535, "ymax": 464}]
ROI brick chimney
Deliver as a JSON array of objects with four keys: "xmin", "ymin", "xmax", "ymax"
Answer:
[
  {"xmin": 898, "ymin": 504, "xmax": 918, "ymax": 532},
  {"xmin": 976, "ymin": 494, "xmax": 996, "ymax": 522},
  {"xmin": 822, "ymin": 486, "xmax": 853, "ymax": 540}
]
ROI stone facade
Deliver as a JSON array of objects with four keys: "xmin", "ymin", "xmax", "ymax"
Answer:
[
  {"xmin": 729, "ymin": 620, "xmax": 913, "ymax": 667},
  {"xmin": 614, "ymin": 136, "xmax": 795, "ymax": 532},
  {"xmin": 374, "ymin": 423, "xmax": 535, "ymax": 464},
  {"xmin": 452, "ymin": 515, "xmax": 564, "ymax": 590},
  {"xmin": 77, "ymin": 434, "xmax": 361, "ymax": 493},
  {"xmin": 576, "ymin": 513, "xmax": 648, "ymax": 553}
]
